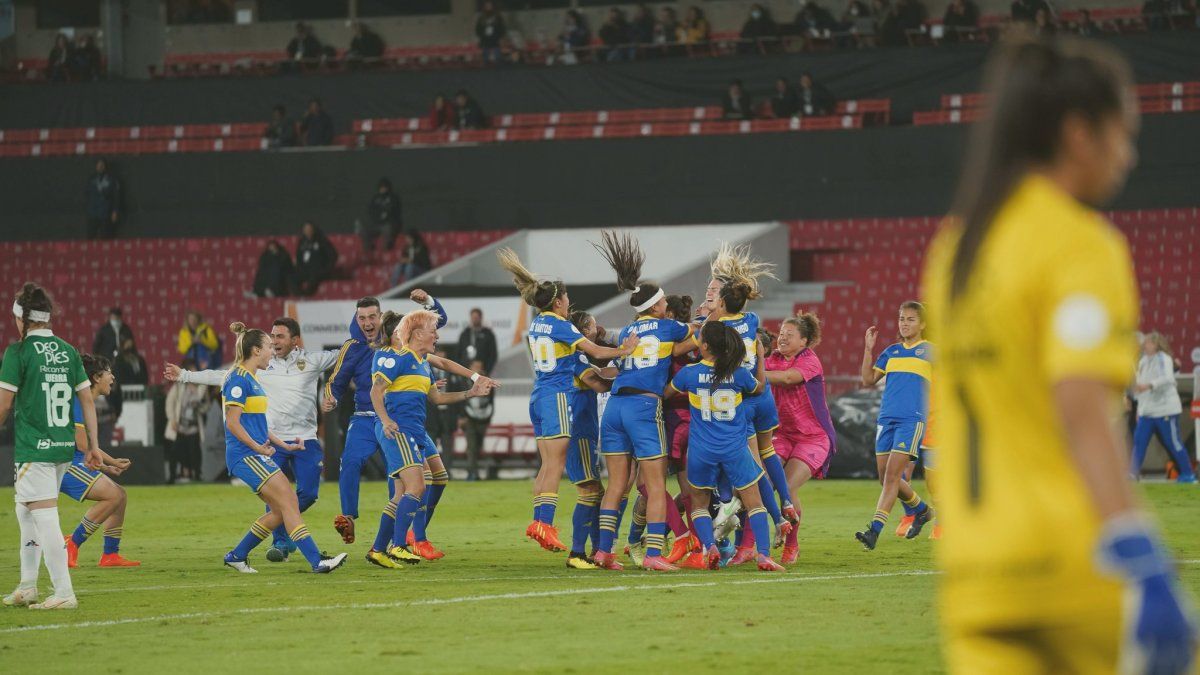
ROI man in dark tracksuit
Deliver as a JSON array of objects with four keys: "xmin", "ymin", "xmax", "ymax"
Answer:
[{"xmin": 85, "ymin": 159, "xmax": 120, "ymax": 239}]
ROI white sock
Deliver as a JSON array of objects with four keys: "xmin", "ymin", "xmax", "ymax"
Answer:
[
  {"xmin": 15, "ymin": 503, "xmax": 41, "ymax": 590},
  {"xmin": 30, "ymin": 507, "xmax": 73, "ymax": 599}
]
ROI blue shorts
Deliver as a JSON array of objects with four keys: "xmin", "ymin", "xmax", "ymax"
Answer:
[
  {"xmin": 600, "ymin": 395, "xmax": 666, "ymax": 461},
  {"xmin": 875, "ymin": 419, "xmax": 925, "ymax": 457},
  {"xmin": 687, "ymin": 446, "xmax": 764, "ymax": 493},
  {"xmin": 230, "ymin": 454, "xmax": 282, "ymax": 494},
  {"xmin": 377, "ymin": 424, "xmax": 431, "ymax": 476},
  {"xmin": 567, "ymin": 436, "xmax": 600, "ymax": 484},
  {"xmin": 423, "ymin": 432, "xmax": 441, "ymax": 458},
  {"xmin": 745, "ymin": 389, "xmax": 780, "ymax": 435},
  {"xmin": 59, "ymin": 461, "xmax": 103, "ymax": 502},
  {"xmin": 529, "ymin": 391, "xmax": 571, "ymax": 440}
]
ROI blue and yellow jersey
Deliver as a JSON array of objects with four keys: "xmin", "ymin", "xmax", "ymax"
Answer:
[
  {"xmin": 669, "ymin": 361, "xmax": 758, "ymax": 454},
  {"xmin": 71, "ymin": 397, "xmax": 86, "ymax": 464},
  {"xmin": 612, "ymin": 315, "xmax": 691, "ymax": 394},
  {"xmin": 372, "ymin": 346, "xmax": 434, "ymax": 432},
  {"xmin": 713, "ymin": 311, "xmax": 772, "ymax": 395},
  {"xmin": 873, "ymin": 340, "xmax": 933, "ymax": 422},
  {"xmin": 223, "ymin": 366, "xmax": 270, "ymax": 463},
  {"xmin": 570, "ymin": 354, "xmax": 600, "ymax": 437},
  {"xmin": 527, "ymin": 312, "xmax": 587, "ymax": 396}
]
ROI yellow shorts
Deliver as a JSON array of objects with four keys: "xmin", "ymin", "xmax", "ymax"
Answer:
[{"xmin": 943, "ymin": 606, "xmax": 1121, "ymax": 675}]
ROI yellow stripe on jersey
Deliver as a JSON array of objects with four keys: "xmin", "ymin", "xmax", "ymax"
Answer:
[
  {"xmin": 884, "ymin": 357, "xmax": 932, "ymax": 381},
  {"xmin": 324, "ymin": 340, "xmax": 354, "ymax": 400},
  {"xmin": 686, "ymin": 392, "xmax": 744, "ymax": 409},
  {"xmin": 385, "ymin": 374, "xmax": 432, "ymax": 394},
  {"xmin": 243, "ymin": 395, "xmax": 268, "ymax": 414}
]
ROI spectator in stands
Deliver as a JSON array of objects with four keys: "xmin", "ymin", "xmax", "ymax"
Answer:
[
  {"xmin": 740, "ymin": 4, "xmax": 779, "ymax": 53},
  {"xmin": 165, "ymin": 359, "xmax": 206, "ymax": 484},
  {"xmin": 178, "ymin": 312, "xmax": 221, "ymax": 370},
  {"xmin": 428, "ymin": 346, "xmax": 465, "ymax": 463},
  {"xmin": 872, "ymin": 0, "xmax": 903, "ymax": 45},
  {"xmin": 47, "ymin": 34, "xmax": 72, "ymax": 82},
  {"xmin": 840, "ymin": 0, "xmax": 872, "ymax": 33},
  {"xmin": 85, "ymin": 158, "xmax": 120, "ymax": 240},
  {"xmin": 1033, "ymin": 7, "xmax": 1057, "ymax": 34},
  {"xmin": 390, "ymin": 230, "xmax": 433, "ymax": 286},
  {"xmin": 558, "ymin": 9, "xmax": 591, "ymax": 64},
  {"xmin": 346, "ymin": 22, "xmax": 384, "ymax": 66},
  {"xmin": 794, "ymin": 1, "xmax": 837, "ymax": 36},
  {"xmin": 69, "ymin": 34, "xmax": 102, "ymax": 81},
  {"xmin": 295, "ymin": 222, "xmax": 338, "ymax": 296},
  {"xmin": 457, "ymin": 308, "xmax": 499, "ymax": 374},
  {"xmin": 114, "ymin": 337, "xmax": 149, "ymax": 387},
  {"xmin": 798, "ymin": 72, "xmax": 836, "ymax": 116},
  {"xmin": 629, "ymin": 4, "xmax": 657, "ymax": 51},
  {"xmin": 770, "ymin": 76, "xmax": 800, "ymax": 118},
  {"xmin": 476, "ymin": 2, "xmax": 507, "ymax": 65},
  {"xmin": 300, "ymin": 98, "xmax": 334, "ymax": 146},
  {"xmin": 429, "ymin": 94, "xmax": 455, "ymax": 131},
  {"xmin": 460, "ymin": 358, "xmax": 495, "ymax": 481},
  {"xmin": 252, "ymin": 240, "xmax": 294, "ymax": 298},
  {"xmin": 681, "ymin": 6, "xmax": 711, "ymax": 46},
  {"xmin": 653, "ymin": 7, "xmax": 682, "ymax": 55},
  {"xmin": 941, "ymin": 0, "xmax": 980, "ymax": 41},
  {"xmin": 1011, "ymin": 0, "xmax": 1050, "ymax": 23},
  {"xmin": 894, "ymin": 0, "xmax": 928, "ymax": 35},
  {"xmin": 1074, "ymin": 8, "xmax": 1103, "ymax": 35},
  {"xmin": 263, "ymin": 104, "xmax": 298, "ymax": 148},
  {"xmin": 599, "ymin": 8, "xmax": 633, "ymax": 62},
  {"xmin": 286, "ymin": 22, "xmax": 322, "ymax": 63},
  {"xmin": 722, "ymin": 79, "xmax": 754, "ymax": 120},
  {"xmin": 362, "ymin": 177, "xmax": 402, "ymax": 255},
  {"xmin": 454, "ymin": 90, "xmax": 487, "ymax": 130},
  {"xmin": 93, "ymin": 307, "xmax": 134, "ymax": 362}
]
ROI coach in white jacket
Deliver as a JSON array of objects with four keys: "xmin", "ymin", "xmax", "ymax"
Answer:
[
  {"xmin": 1129, "ymin": 332, "xmax": 1197, "ymax": 482},
  {"xmin": 165, "ymin": 317, "xmax": 341, "ymax": 559}
]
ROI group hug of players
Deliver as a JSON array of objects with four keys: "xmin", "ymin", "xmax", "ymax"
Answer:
[{"xmin": 498, "ymin": 233, "xmax": 938, "ymax": 572}]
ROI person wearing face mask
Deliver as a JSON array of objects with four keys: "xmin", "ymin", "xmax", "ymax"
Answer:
[
  {"xmin": 739, "ymin": 4, "xmax": 779, "ymax": 54},
  {"xmin": 93, "ymin": 307, "xmax": 133, "ymax": 363}
]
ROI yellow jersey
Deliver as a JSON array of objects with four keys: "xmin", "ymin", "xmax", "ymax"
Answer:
[{"xmin": 921, "ymin": 174, "xmax": 1139, "ymax": 630}]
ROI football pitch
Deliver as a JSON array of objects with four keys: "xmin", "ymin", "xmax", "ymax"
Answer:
[{"xmin": 1, "ymin": 479, "xmax": 1197, "ymax": 674}]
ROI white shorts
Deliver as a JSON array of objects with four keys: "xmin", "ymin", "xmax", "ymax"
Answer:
[{"xmin": 13, "ymin": 462, "xmax": 67, "ymax": 503}]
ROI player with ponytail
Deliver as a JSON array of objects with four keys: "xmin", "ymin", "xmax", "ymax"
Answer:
[
  {"xmin": 221, "ymin": 322, "xmax": 347, "ymax": 574},
  {"xmin": 497, "ymin": 248, "xmax": 636, "ymax": 567}
]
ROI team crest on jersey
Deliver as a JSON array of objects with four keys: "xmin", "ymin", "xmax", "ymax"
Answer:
[
  {"xmin": 297, "ymin": 360, "xmax": 306, "ymax": 371},
  {"xmin": 915, "ymin": 348, "xmax": 926, "ymax": 356}
]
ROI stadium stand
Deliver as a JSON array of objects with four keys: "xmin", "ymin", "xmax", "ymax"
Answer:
[{"xmin": 915, "ymin": 80, "xmax": 1200, "ymax": 125}]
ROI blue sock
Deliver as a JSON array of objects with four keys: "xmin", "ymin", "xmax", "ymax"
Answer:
[
  {"xmin": 628, "ymin": 510, "xmax": 647, "ymax": 544},
  {"xmin": 589, "ymin": 503, "xmax": 602, "ymax": 552},
  {"xmin": 597, "ymin": 508, "xmax": 619, "ymax": 553},
  {"xmin": 756, "ymin": 477, "xmax": 783, "ymax": 524},
  {"xmin": 71, "ymin": 516, "xmax": 100, "ymax": 548},
  {"xmin": 645, "ymin": 522, "xmax": 667, "ymax": 558},
  {"xmin": 870, "ymin": 510, "xmax": 888, "ymax": 534},
  {"xmin": 102, "ymin": 527, "xmax": 122, "ymax": 555},
  {"xmin": 902, "ymin": 502, "xmax": 916, "ymax": 517},
  {"xmin": 716, "ymin": 472, "xmax": 733, "ymax": 503},
  {"xmin": 614, "ymin": 497, "xmax": 629, "ymax": 535},
  {"xmin": 372, "ymin": 502, "xmax": 397, "ymax": 551},
  {"xmin": 692, "ymin": 512, "xmax": 715, "ymax": 549},
  {"xmin": 761, "ymin": 451, "xmax": 791, "ymax": 507},
  {"xmin": 231, "ymin": 519, "xmax": 271, "ymax": 560},
  {"xmin": 412, "ymin": 504, "xmax": 429, "ymax": 542},
  {"xmin": 426, "ymin": 474, "xmax": 448, "ymax": 524},
  {"xmin": 748, "ymin": 507, "xmax": 771, "ymax": 557},
  {"xmin": 288, "ymin": 525, "xmax": 322, "ymax": 568},
  {"xmin": 571, "ymin": 497, "xmax": 599, "ymax": 554},
  {"xmin": 392, "ymin": 493, "xmax": 422, "ymax": 548}
]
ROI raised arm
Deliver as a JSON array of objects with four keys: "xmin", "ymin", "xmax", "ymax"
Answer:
[
  {"xmin": 427, "ymin": 353, "xmax": 500, "ymax": 389},
  {"xmin": 861, "ymin": 326, "xmax": 884, "ymax": 387},
  {"xmin": 579, "ymin": 333, "xmax": 638, "ymax": 362},
  {"xmin": 428, "ymin": 377, "xmax": 493, "ymax": 406}
]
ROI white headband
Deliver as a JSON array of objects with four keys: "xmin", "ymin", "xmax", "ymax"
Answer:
[
  {"xmin": 13, "ymin": 301, "xmax": 50, "ymax": 324},
  {"xmin": 634, "ymin": 288, "xmax": 665, "ymax": 314}
]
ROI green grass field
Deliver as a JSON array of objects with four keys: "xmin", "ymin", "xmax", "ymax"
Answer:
[{"xmin": 0, "ymin": 479, "xmax": 1196, "ymax": 674}]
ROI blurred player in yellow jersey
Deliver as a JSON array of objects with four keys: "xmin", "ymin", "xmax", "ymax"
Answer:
[{"xmin": 922, "ymin": 35, "xmax": 1197, "ymax": 674}]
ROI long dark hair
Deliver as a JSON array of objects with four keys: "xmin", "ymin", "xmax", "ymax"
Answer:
[
  {"xmin": 949, "ymin": 34, "xmax": 1132, "ymax": 300},
  {"xmin": 701, "ymin": 321, "xmax": 746, "ymax": 385},
  {"xmin": 665, "ymin": 295, "xmax": 693, "ymax": 321},
  {"xmin": 14, "ymin": 282, "xmax": 53, "ymax": 342},
  {"xmin": 592, "ymin": 231, "xmax": 662, "ymax": 313},
  {"xmin": 497, "ymin": 248, "xmax": 566, "ymax": 312}
]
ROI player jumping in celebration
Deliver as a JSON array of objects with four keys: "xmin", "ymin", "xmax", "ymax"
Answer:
[
  {"xmin": 704, "ymin": 245, "xmax": 794, "ymax": 562},
  {"xmin": 2, "ymin": 283, "xmax": 102, "ymax": 609},
  {"xmin": 664, "ymin": 321, "xmax": 785, "ymax": 572},
  {"xmin": 221, "ymin": 323, "xmax": 347, "ymax": 574},
  {"xmin": 565, "ymin": 310, "xmax": 616, "ymax": 568},
  {"xmin": 324, "ymin": 291, "xmax": 448, "ymax": 544},
  {"xmin": 855, "ymin": 302, "xmax": 934, "ymax": 550},
  {"xmin": 365, "ymin": 311, "xmax": 493, "ymax": 568},
  {"xmin": 764, "ymin": 313, "xmax": 837, "ymax": 564},
  {"xmin": 166, "ymin": 317, "xmax": 341, "ymax": 563},
  {"xmin": 925, "ymin": 35, "xmax": 1197, "ymax": 673},
  {"xmin": 496, "ymin": 247, "xmax": 636, "ymax": 559},
  {"xmin": 591, "ymin": 231, "xmax": 697, "ymax": 572},
  {"xmin": 62, "ymin": 354, "xmax": 140, "ymax": 568}
]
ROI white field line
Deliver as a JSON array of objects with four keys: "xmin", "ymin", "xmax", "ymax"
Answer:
[{"xmin": 0, "ymin": 569, "xmax": 936, "ymax": 634}]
